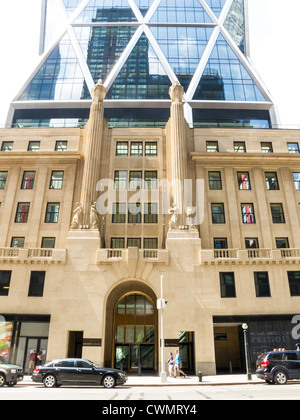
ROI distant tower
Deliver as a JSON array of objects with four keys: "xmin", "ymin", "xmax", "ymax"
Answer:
[{"xmin": 7, "ymin": 0, "xmax": 276, "ymax": 129}]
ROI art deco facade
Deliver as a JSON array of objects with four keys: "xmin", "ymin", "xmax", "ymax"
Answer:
[{"xmin": 0, "ymin": 1, "xmax": 299, "ymax": 376}]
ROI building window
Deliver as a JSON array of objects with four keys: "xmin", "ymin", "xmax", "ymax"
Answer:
[
  {"xmin": 128, "ymin": 203, "xmax": 142, "ymax": 223},
  {"xmin": 234, "ymin": 141, "xmax": 246, "ymax": 153},
  {"xmin": 130, "ymin": 142, "xmax": 143, "ymax": 156},
  {"xmin": 287, "ymin": 142, "xmax": 299, "ymax": 153},
  {"xmin": 245, "ymin": 238, "xmax": 259, "ymax": 249},
  {"xmin": 1, "ymin": 141, "xmax": 13, "ymax": 152},
  {"xmin": 112, "ymin": 203, "xmax": 126, "ymax": 223},
  {"xmin": 206, "ymin": 141, "xmax": 219, "ymax": 152},
  {"xmin": 208, "ymin": 171, "xmax": 222, "ymax": 190},
  {"xmin": 220, "ymin": 272, "xmax": 236, "ymax": 298},
  {"xmin": 28, "ymin": 271, "xmax": 45, "ymax": 297},
  {"xmin": 293, "ymin": 173, "xmax": 300, "ymax": 190},
  {"xmin": 144, "ymin": 203, "xmax": 158, "ymax": 224},
  {"xmin": 237, "ymin": 172, "xmax": 251, "ymax": 190},
  {"xmin": 129, "ymin": 171, "xmax": 143, "ymax": 190},
  {"xmin": 49, "ymin": 171, "xmax": 64, "ymax": 189},
  {"xmin": 28, "ymin": 141, "xmax": 40, "ymax": 152},
  {"xmin": 0, "ymin": 271, "xmax": 12, "ymax": 296},
  {"xmin": 114, "ymin": 171, "xmax": 127, "ymax": 189},
  {"xmin": 111, "ymin": 238, "xmax": 125, "ymax": 249},
  {"xmin": 116, "ymin": 142, "xmax": 128, "ymax": 156},
  {"xmin": 214, "ymin": 238, "xmax": 228, "ymax": 249},
  {"xmin": 144, "ymin": 171, "xmax": 158, "ymax": 189},
  {"xmin": 270, "ymin": 203, "xmax": 285, "ymax": 223},
  {"xmin": 265, "ymin": 172, "xmax": 279, "ymax": 190},
  {"xmin": 21, "ymin": 171, "xmax": 35, "ymax": 189},
  {"xmin": 276, "ymin": 238, "xmax": 289, "ymax": 249},
  {"xmin": 41, "ymin": 237, "xmax": 56, "ymax": 248},
  {"xmin": 145, "ymin": 142, "xmax": 157, "ymax": 156},
  {"xmin": 241, "ymin": 203, "xmax": 255, "ymax": 224},
  {"xmin": 211, "ymin": 203, "xmax": 225, "ymax": 224},
  {"xmin": 15, "ymin": 203, "xmax": 30, "ymax": 223},
  {"xmin": 127, "ymin": 238, "xmax": 141, "ymax": 248},
  {"xmin": 288, "ymin": 272, "xmax": 300, "ymax": 296},
  {"xmin": 144, "ymin": 238, "xmax": 158, "ymax": 249},
  {"xmin": 45, "ymin": 203, "xmax": 60, "ymax": 223},
  {"xmin": 254, "ymin": 272, "xmax": 271, "ymax": 297},
  {"xmin": 261, "ymin": 142, "xmax": 273, "ymax": 153},
  {"xmin": 55, "ymin": 141, "xmax": 67, "ymax": 151},
  {"xmin": 0, "ymin": 171, "xmax": 8, "ymax": 189},
  {"xmin": 11, "ymin": 237, "xmax": 25, "ymax": 248}
]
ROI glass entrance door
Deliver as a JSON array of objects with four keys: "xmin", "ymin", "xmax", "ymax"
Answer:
[{"xmin": 114, "ymin": 293, "xmax": 157, "ymax": 371}]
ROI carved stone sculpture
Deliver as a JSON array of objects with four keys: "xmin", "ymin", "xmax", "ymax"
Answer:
[
  {"xmin": 90, "ymin": 202, "xmax": 99, "ymax": 230},
  {"xmin": 168, "ymin": 203, "xmax": 178, "ymax": 230},
  {"xmin": 71, "ymin": 202, "xmax": 82, "ymax": 229}
]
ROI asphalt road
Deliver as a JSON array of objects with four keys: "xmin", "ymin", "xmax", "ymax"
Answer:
[{"xmin": 1, "ymin": 382, "xmax": 300, "ymax": 401}]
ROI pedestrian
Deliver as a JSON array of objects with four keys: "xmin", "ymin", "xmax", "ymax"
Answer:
[
  {"xmin": 174, "ymin": 349, "xmax": 186, "ymax": 378},
  {"xmin": 36, "ymin": 351, "xmax": 43, "ymax": 366},
  {"xmin": 28, "ymin": 349, "xmax": 36, "ymax": 375},
  {"xmin": 167, "ymin": 352, "xmax": 174, "ymax": 377}
]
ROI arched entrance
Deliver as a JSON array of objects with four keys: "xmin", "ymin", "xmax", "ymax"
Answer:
[{"xmin": 104, "ymin": 281, "xmax": 158, "ymax": 372}]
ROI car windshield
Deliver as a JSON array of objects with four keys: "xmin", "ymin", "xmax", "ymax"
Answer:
[{"xmin": 0, "ymin": 356, "xmax": 8, "ymax": 364}]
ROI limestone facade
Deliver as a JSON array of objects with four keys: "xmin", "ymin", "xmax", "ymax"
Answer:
[{"xmin": 1, "ymin": 84, "xmax": 300, "ymax": 375}]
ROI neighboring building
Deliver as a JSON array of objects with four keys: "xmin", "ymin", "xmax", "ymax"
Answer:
[{"xmin": 0, "ymin": 1, "xmax": 299, "ymax": 376}]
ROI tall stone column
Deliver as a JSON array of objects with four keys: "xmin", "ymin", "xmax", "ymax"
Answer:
[
  {"xmin": 71, "ymin": 79, "xmax": 106, "ymax": 229},
  {"xmin": 168, "ymin": 81, "xmax": 188, "ymax": 227}
]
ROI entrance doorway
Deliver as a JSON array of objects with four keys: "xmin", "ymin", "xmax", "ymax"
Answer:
[
  {"xmin": 214, "ymin": 325, "xmax": 242, "ymax": 373},
  {"xmin": 114, "ymin": 293, "xmax": 156, "ymax": 372},
  {"xmin": 23, "ymin": 337, "xmax": 48, "ymax": 373}
]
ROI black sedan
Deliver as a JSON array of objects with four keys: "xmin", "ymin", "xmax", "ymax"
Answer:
[{"xmin": 32, "ymin": 358, "xmax": 127, "ymax": 388}]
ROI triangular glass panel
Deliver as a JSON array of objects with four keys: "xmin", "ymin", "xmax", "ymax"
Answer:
[
  {"xmin": 44, "ymin": 0, "xmax": 67, "ymax": 53},
  {"xmin": 74, "ymin": 26, "xmax": 138, "ymax": 86},
  {"xmin": 223, "ymin": 0, "xmax": 245, "ymax": 53},
  {"xmin": 106, "ymin": 33, "xmax": 172, "ymax": 100},
  {"xmin": 133, "ymin": 0, "xmax": 155, "ymax": 16},
  {"xmin": 150, "ymin": 0, "xmax": 213, "ymax": 24},
  {"xmin": 74, "ymin": 0, "xmax": 137, "ymax": 23},
  {"xmin": 204, "ymin": 0, "xmax": 226, "ymax": 18},
  {"xmin": 62, "ymin": 0, "xmax": 85, "ymax": 15},
  {"xmin": 150, "ymin": 26, "xmax": 214, "ymax": 92},
  {"xmin": 18, "ymin": 34, "xmax": 91, "ymax": 101},
  {"xmin": 193, "ymin": 34, "xmax": 266, "ymax": 101}
]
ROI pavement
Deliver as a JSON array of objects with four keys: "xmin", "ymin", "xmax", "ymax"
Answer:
[{"xmin": 19, "ymin": 373, "xmax": 265, "ymax": 387}]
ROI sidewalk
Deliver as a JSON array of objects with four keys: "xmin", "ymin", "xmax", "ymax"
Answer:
[{"xmin": 20, "ymin": 373, "xmax": 265, "ymax": 387}]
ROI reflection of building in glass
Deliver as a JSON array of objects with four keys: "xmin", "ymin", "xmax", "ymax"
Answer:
[{"xmin": 7, "ymin": 0, "xmax": 277, "ymax": 129}]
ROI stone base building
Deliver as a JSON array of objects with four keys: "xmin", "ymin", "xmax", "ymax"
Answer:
[{"xmin": 1, "ymin": 81, "xmax": 300, "ymax": 375}]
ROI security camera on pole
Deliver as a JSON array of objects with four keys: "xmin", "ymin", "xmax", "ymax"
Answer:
[{"xmin": 157, "ymin": 275, "xmax": 168, "ymax": 382}]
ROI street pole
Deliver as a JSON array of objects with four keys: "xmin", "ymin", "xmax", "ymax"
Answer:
[
  {"xmin": 242, "ymin": 323, "xmax": 252, "ymax": 381},
  {"xmin": 160, "ymin": 274, "xmax": 167, "ymax": 382}
]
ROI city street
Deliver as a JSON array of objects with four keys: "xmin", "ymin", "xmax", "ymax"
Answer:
[{"xmin": 1, "ymin": 382, "xmax": 300, "ymax": 401}]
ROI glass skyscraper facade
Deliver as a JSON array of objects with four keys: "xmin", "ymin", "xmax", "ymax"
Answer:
[{"xmin": 8, "ymin": 0, "xmax": 275, "ymax": 129}]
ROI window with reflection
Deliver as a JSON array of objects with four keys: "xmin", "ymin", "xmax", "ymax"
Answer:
[{"xmin": 117, "ymin": 294, "xmax": 154, "ymax": 316}]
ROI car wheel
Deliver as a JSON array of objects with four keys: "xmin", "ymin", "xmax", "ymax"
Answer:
[
  {"xmin": 274, "ymin": 370, "xmax": 288, "ymax": 385},
  {"xmin": 0, "ymin": 374, "xmax": 6, "ymax": 387},
  {"xmin": 103, "ymin": 374, "xmax": 116, "ymax": 389},
  {"xmin": 43, "ymin": 374, "xmax": 57, "ymax": 388},
  {"xmin": 7, "ymin": 383, "xmax": 16, "ymax": 387}
]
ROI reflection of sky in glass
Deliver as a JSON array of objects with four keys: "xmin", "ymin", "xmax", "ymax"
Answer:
[
  {"xmin": 151, "ymin": 0, "xmax": 212, "ymax": 23},
  {"xmin": 19, "ymin": 36, "xmax": 91, "ymax": 101},
  {"xmin": 204, "ymin": 0, "xmax": 226, "ymax": 17},
  {"xmin": 134, "ymin": 0, "xmax": 154, "ymax": 16},
  {"xmin": 62, "ymin": 0, "xmax": 83, "ymax": 14}
]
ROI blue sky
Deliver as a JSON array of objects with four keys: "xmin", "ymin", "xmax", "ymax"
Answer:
[{"xmin": 0, "ymin": 0, "xmax": 299, "ymax": 127}]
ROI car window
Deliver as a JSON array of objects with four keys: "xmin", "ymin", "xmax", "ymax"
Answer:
[
  {"xmin": 0, "ymin": 356, "xmax": 8, "ymax": 364},
  {"xmin": 284, "ymin": 352, "xmax": 299, "ymax": 361},
  {"xmin": 268, "ymin": 353, "xmax": 283, "ymax": 361},
  {"xmin": 53, "ymin": 361, "xmax": 61, "ymax": 367},
  {"xmin": 61, "ymin": 360, "xmax": 75, "ymax": 368},
  {"xmin": 76, "ymin": 360, "xmax": 92, "ymax": 368}
]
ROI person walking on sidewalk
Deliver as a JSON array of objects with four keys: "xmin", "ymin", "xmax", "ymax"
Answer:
[
  {"xmin": 167, "ymin": 352, "xmax": 174, "ymax": 377},
  {"xmin": 28, "ymin": 349, "xmax": 36, "ymax": 375},
  {"xmin": 174, "ymin": 349, "xmax": 186, "ymax": 378}
]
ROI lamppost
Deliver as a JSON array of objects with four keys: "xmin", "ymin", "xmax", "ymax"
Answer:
[
  {"xmin": 242, "ymin": 323, "xmax": 252, "ymax": 380},
  {"xmin": 158, "ymin": 274, "xmax": 167, "ymax": 382}
]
